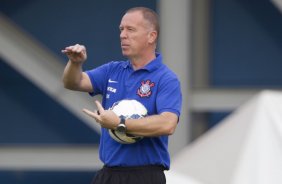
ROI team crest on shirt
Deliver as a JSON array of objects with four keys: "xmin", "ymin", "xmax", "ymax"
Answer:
[{"xmin": 137, "ymin": 80, "xmax": 155, "ymax": 98}]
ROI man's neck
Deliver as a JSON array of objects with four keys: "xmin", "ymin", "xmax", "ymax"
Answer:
[{"xmin": 130, "ymin": 52, "xmax": 156, "ymax": 70}]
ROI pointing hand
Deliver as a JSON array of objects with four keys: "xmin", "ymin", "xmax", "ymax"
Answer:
[{"xmin": 62, "ymin": 44, "xmax": 87, "ymax": 63}]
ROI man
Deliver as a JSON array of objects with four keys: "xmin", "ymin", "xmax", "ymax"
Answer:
[{"xmin": 62, "ymin": 7, "xmax": 182, "ymax": 184}]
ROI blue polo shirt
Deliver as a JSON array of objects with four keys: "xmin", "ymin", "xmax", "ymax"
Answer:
[{"xmin": 86, "ymin": 53, "xmax": 182, "ymax": 169}]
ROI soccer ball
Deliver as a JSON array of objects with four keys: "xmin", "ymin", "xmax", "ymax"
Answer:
[{"xmin": 108, "ymin": 99, "xmax": 147, "ymax": 144}]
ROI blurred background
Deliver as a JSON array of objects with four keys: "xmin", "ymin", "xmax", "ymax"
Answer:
[{"xmin": 1, "ymin": 0, "xmax": 282, "ymax": 183}]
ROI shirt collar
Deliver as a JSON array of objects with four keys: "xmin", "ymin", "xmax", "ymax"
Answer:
[{"xmin": 122, "ymin": 53, "xmax": 162, "ymax": 72}]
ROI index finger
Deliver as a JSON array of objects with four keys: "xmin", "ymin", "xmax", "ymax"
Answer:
[
  {"xmin": 95, "ymin": 100, "xmax": 105, "ymax": 114},
  {"xmin": 61, "ymin": 46, "xmax": 75, "ymax": 53}
]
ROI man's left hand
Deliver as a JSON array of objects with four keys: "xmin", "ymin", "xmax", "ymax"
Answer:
[{"xmin": 83, "ymin": 100, "xmax": 120, "ymax": 129}]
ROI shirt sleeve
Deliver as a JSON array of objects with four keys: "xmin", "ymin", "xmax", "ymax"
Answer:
[
  {"xmin": 156, "ymin": 75, "xmax": 182, "ymax": 117},
  {"xmin": 85, "ymin": 63, "xmax": 110, "ymax": 96}
]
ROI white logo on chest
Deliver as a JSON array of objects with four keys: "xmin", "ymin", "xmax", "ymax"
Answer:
[{"xmin": 108, "ymin": 79, "xmax": 118, "ymax": 83}]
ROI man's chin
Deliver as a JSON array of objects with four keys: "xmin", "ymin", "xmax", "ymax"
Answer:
[{"xmin": 121, "ymin": 51, "xmax": 130, "ymax": 57}]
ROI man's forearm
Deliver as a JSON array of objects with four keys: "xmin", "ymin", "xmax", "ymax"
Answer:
[
  {"xmin": 125, "ymin": 112, "xmax": 178, "ymax": 137},
  {"xmin": 62, "ymin": 60, "xmax": 84, "ymax": 90}
]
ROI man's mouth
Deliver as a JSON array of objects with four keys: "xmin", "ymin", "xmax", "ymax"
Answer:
[{"xmin": 121, "ymin": 43, "xmax": 130, "ymax": 47}]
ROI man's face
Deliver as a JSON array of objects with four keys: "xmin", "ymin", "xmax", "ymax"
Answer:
[{"xmin": 119, "ymin": 11, "xmax": 152, "ymax": 58}]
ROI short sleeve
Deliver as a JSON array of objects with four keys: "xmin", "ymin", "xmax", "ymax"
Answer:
[
  {"xmin": 156, "ymin": 75, "xmax": 182, "ymax": 117},
  {"xmin": 85, "ymin": 63, "xmax": 110, "ymax": 96}
]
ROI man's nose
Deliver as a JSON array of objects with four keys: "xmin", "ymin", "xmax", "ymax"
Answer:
[{"xmin": 120, "ymin": 30, "xmax": 127, "ymax": 39}]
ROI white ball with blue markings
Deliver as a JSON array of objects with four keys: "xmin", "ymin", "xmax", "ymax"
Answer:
[{"xmin": 108, "ymin": 99, "xmax": 147, "ymax": 144}]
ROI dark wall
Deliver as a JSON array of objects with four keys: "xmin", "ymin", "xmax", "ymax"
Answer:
[
  {"xmin": 0, "ymin": 60, "xmax": 100, "ymax": 144},
  {"xmin": 1, "ymin": 0, "xmax": 157, "ymax": 69},
  {"xmin": 0, "ymin": 171, "xmax": 96, "ymax": 184},
  {"xmin": 210, "ymin": 0, "xmax": 282, "ymax": 87}
]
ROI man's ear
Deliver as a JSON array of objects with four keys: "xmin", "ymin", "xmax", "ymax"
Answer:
[{"xmin": 148, "ymin": 31, "xmax": 157, "ymax": 44}]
